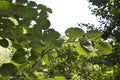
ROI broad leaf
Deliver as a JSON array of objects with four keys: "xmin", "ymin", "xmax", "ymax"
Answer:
[
  {"xmin": 28, "ymin": 1, "xmax": 37, "ymax": 7},
  {"xmin": 0, "ymin": 1, "xmax": 11, "ymax": 9},
  {"xmin": 33, "ymin": 71, "xmax": 43, "ymax": 79},
  {"xmin": 0, "ymin": 39, "xmax": 9, "ymax": 48},
  {"xmin": 36, "ymin": 18, "xmax": 51, "ymax": 30},
  {"xmin": 12, "ymin": 48, "xmax": 26, "ymax": 64},
  {"xmin": 86, "ymin": 30, "xmax": 102, "ymax": 40},
  {"xmin": 95, "ymin": 39, "xmax": 112, "ymax": 54},
  {"xmin": 37, "ymin": 4, "xmax": 52, "ymax": 13},
  {"xmin": 65, "ymin": 27, "xmax": 84, "ymax": 39},
  {"xmin": 14, "ymin": 5, "xmax": 38, "ymax": 19},
  {"xmin": 42, "ymin": 54, "xmax": 50, "ymax": 66},
  {"xmin": 42, "ymin": 29, "xmax": 60, "ymax": 44},
  {"xmin": 75, "ymin": 42, "xmax": 88, "ymax": 55},
  {"xmin": 0, "ymin": 63, "xmax": 17, "ymax": 76}
]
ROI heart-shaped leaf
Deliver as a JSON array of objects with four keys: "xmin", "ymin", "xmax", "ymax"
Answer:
[
  {"xmin": 86, "ymin": 30, "xmax": 102, "ymax": 40},
  {"xmin": 65, "ymin": 27, "xmax": 84, "ymax": 39}
]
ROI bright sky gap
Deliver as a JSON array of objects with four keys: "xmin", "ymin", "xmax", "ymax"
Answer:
[{"xmin": 33, "ymin": 0, "xmax": 100, "ymax": 35}]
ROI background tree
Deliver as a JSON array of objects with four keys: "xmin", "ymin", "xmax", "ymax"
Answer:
[{"xmin": 85, "ymin": 0, "xmax": 120, "ymax": 79}]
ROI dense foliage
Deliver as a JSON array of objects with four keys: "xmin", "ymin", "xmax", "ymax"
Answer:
[
  {"xmin": 87, "ymin": 0, "xmax": 120, "ymax": 79},
  {"xmin": 0, "ymin": 0, "xmax": 119, "ymax": 80}
]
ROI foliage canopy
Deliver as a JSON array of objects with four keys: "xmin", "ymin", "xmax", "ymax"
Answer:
[{"xmin": 0, "ymin": 0, "xmax": 119, "ymax": 80}]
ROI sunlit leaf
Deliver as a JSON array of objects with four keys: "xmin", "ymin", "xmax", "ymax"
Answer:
[
  {"xmin": 9, "ymin": 17, "xmax": 19, "ymax": 26},
  {"xmin": 109, "ymin": 0, "xmax": 114, "ymax": 3},
  {"xmin": 33, "ymin": 71, "xmax": 43, "ymax": 79},
  {"xmin": 65, "ymin": 27, "xmax": 84, "ymax": 39},
  {"xmin": 54, "ymin": 76, "xmax": 66, "ymax": 80},
  {"xmin": 75, "ymin": 42, "xmax": 88, "ymax": 55},
  {"xmin": 42, "ymin": 54, "xmax": 50, "ymax": 66},
  {"xmin": 95, "ymin": 39, "xmax": 112, "ymax": 54},
  {"xmin": 0, "ymin": 1, "xmax": 11, "ymax": 9},
  {"xmin": 50, "ymin": 52, "xmax": 58, "ymax": 57}
]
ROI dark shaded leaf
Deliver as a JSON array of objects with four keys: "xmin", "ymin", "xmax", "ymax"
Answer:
[
  {"xmin": 28, "ymin": 1, "xmax": 37, "ymax": 7},
  {"xmin": 16, "ymin": 0, "xmax": 28, "ymax": 4},
  {"xmin": 39, "ymin": 10, "xmax": 48, "ymax": 18},
  {"xmin": 14, "ymin": 5, "xmax": 38, "ymax": 19},
  {"xmin": 0, "ymin": 38, "xmax": 9, "ymax": 48},
  {"xmin": 42, "ymin": 29, "xmax": 60, "ymax": 41},
  {"xmin": 46, "ymin": 8, "xmax": 52, "ymax": 13},
  {"xmin": 36, "ymin": 18, "xmax": 51, "ymax": 30},
  {"xmin": 12, "ymin": 48, "xmax": 26, "ymax": 64},
  {"xmin": 0, "ymin": 63, "xmax": 17, "ymax": 76},
  {"xmin": 37, "ymin": 4, "xmax": 52, "ymax": 13}
]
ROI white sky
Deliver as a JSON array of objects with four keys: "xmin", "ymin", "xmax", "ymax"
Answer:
[{"xmin": 33, "ymin": 0, "xmax": 100, "ymax": 35}]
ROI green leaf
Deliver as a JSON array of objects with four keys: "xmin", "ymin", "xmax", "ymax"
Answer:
[
  {"xmin": 50, "ymin": 52, "xmax": 58, "ymax": 57},
  {"xmin": 39, "ymin": 10, "xmax": 48, "ymax": 18},
  {"xmin": 0, "ymin": 63, "xmax": 17, "ymax": 76},
  {"xmin": 75, "ymin": 42, "xmax": 88, "ymax": 55},
  {"xmin": 9, "ymin": 17, "xmax": 19, "ymax": 26},
  {"xmin": 46, "ymin": 8, "xmax": 52, "ymax": 13},
  {"xmin": 14, "ymin": 5, "xmax": 38, "ymax": 19},
  {"xmin": 95, "ymin": 39, "xmax": 112, "ymax": 54},
  {"xmin": 42, "ymin": 54, "xmax": 50, "ymax": 66},
  {"xmin": 28, "ymin": 1, "xmax": 37, "ymax": 7},
  {"xmin": 23, "ymin": 71, "xmax": 37, "ymax": 80},
  {"xmin": 33, "ymin": 71, "xmax": 43, "ymax": 79},
  {"xmin": 37, "ymin": 4, "xmax": 46, "ymax": 10},
  {"xmin": 23, "ymin": 8, "xmax": 38, "ymax": 20},
  {"xmin": 86, "ymin": 30, "xmax": 102, "ymax": 40},
  {"xmin": 36, "ymin": 18, "xmax": 51, "ymax": 30},
  {"xmin": 65, "ymin": 27, "xmax": 84, "ymax": 39},
  {"xmin": 37, "ymin": 4, "xmax": 52, "ymax": 13},
  {"xmin": 31, "ymin": 44, "xmax": 45, "ymax": 54},
  {"xmin": 43, "ymin": 29, "xmax": 60, "ymax": 41},
  {"xmin": 16, "ymin": 0, "xmax": 28, "ymax": 4},
  {"xmin": 0, "ymin": 38, "xmax": 9, "ymax": 48},
  {"xmin": 109, "ymin": 0, "xmax": 114, "ymax": 3},
  {"xmin": 54, "ymin": 76, "xmax": 66, "ymax": 80},
  {"xmin": 0, "ymin": 1, "xmax": 11, "ymax": 9},
  {"xmin": 12, "ymin": 48, "xmax": 26, "ymax": 64}
]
